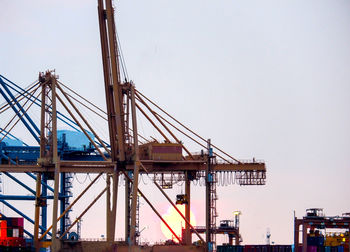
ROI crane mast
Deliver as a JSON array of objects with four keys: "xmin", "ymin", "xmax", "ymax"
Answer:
[
  {"xmin": 97, "ymin": 0, "xmax": 126, "ymax": 162},
  {"xmin": 98, "ymin": 0, "xmax": 125, "ymax": 242},
  {"xmin": 97, "ymin": 0, "xmax": 140, "ymax": 245}
]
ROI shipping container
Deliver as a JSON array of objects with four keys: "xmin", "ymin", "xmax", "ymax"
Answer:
[
  {"xmin": 0, "ymin": 220, "xmax": 6, "ymax": 229},
  {"xmin": 331, "ymin": 246, "xmax": 338, "ymax": 252},
  {"xmin": 337, "ymin": 246, "xmax": 344, "ymax": 252},
  {"xmin": 17, "ymin": 218, "xmax": 23, "ymax": 228},
  {"xmin": 7, "ymin": 228, "xmax": 13, "ymax": 238},
  {"xmin": 139, "ymin": 142, "xmax": 182, "ymax": 161},
  {"xmin": 219, "ymin": 245, "xmax": 293, "ymax": 252},
  {"xmin": 317, "ymin": 246, "xmax": 325, "ymax": 252},
  {"xmin": 12, "ymin": 228, "xmax": 19, "ymax": 238}
]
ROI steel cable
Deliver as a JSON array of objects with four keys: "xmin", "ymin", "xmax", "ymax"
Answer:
[
  {"xmin": 0, "ymin": 83, "xmax": 38, "ymax": 113},
  {"xmin": 0, "ymin": 88, "xmax": 41, "ymax": 143},
  {"xmin": 58, "ymin": 81, "xmax": 107, "ymax": 116},
  {"xmin": 0, "ymin": 79, "xmax": 38, "ymax": 111},
  {"xmin": 136, "ymin": 90, "xmax": 241, "ymax": 163},
  {"xmin": 75, "ymin": 174, "xmax": 88, "ymax": 184}
]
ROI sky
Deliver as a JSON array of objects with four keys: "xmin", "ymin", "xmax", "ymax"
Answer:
[{"xmin": 1, "ymin": 0, "xmax": 350, "ymax": 246}]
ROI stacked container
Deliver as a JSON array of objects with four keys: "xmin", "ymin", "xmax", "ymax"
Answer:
[{"xmin": 0, "ymin": 217, "xmax": 25, "ymax": 248}]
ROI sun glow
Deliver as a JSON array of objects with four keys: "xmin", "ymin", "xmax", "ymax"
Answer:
[{"xmin": 160, "ymin": 205, "xmax": 196, "ymax": 241}]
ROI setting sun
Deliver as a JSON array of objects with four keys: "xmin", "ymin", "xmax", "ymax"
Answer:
[{"xmin": 160, "ymin": 205, "xmax": 196, "ymax": 241}]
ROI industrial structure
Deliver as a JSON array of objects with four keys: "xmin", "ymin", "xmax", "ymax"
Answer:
[
  {"xmin": 216, "ymin": 208, "xmax": 350, "ymax": 252},
  {"xmin": 294, "ymin": 209, "xmax": 350, "ymax": 252},
  {"xmin": 0, "ymin": 0, "xmax": 266, "ymax": 251}
]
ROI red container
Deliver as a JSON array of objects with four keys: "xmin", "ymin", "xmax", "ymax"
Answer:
[
  {"xmin": 18, "ymin": 227, "xmax": 24, "ymax": 237},
  {"xmin": 245, "ymin": 245, "xmax": 253, "ymax": 252},
  {"xmin": 0, "ymin": 220, "xmax": 7, "ymax": 229},
  {"xmin": 17, "ymin": 218, "xmax": 24, "ymax": 228},
  {"xmin": 0, "ymin": 227, "xmax": 7, "ymax": 238},
  {"xmin": 11, "ymin": 218, "xmax": 17, "ymax": 227},
  {"xmin": 11, "ymin": 217, "xmax": 23, "ymax": 227}
]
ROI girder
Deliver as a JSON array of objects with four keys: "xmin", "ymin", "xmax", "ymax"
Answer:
[{"xmin": 0, "ymin": 161, "xmax": 265, "ymax": 173}]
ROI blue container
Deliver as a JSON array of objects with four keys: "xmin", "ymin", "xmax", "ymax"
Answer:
[
  {"xmin": 337, "ymin": 246, "xmax": 344, "ymax": 252},
  {"xmin": 6, "ymin": 218, "xmax": 12, "ymax": 227},
  {"xmin": 217, "ymin": 246, "xmax": 224, "ymax": 252}
]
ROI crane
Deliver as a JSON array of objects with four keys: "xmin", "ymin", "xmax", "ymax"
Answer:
[{"xmin": 0, "ymin": 0, "xmax": 266, "ymax": 251}]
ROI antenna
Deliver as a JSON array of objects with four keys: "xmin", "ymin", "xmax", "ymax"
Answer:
[{"xmin": 266, "ymin": 228, "xmax": 271, "ymax": 245}]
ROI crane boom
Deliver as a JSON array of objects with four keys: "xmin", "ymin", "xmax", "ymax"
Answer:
[{"xmin": 97, "ymin": 0, "xmax": 126, "ymax": 163}]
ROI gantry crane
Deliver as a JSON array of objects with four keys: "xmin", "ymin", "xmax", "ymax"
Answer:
[{"xmin": 0, "ymin": 0, "xmax": 266, "ymax": 251}]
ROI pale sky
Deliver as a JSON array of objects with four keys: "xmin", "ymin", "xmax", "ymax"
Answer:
[{"xmin": 1, "ymin": 0, "xmax": 350, "ymax": 245}]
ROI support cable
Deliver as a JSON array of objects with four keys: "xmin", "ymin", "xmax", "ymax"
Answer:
[
  {"xmin": 115, "ymin": 29, "xmax": 129, "ymax": 81},
  {"xmin": 136, "ymin": 90, "xmax": 241, "ymax": 163},
  {"xmin": 135, "ymin": 103, "xmax": 170, "ymax": 142},
  {"xmin": 155, "ymin": 111, "xmax": 234, "ymax": 164},
  {"xmin": 122, "ymin": 170, "xmax": 182, "ymax": 243},
  {"xmin": 61, "ymin": 89, "xmax": 107, "ymax": 121},
  {"xmin": 58, "ymin": 81, "xmax": 107, "ymax": 115},
  {"xmin": 0, "ymin": 77, "xmax": 38, "ymax": 108},
  {"xmin": 55, "ymin": 93, "xmax": 108, "ymax": 159},
  {"xmin": 58, "ymin": 81, "xmax": 107, "ymax": 120},
  {"xmin": 0, "ymin": 128, "xmax": 28, "ymax": 146},
  {"xmin": 39, "ymin": 173, "xmax": 103, "ymax": 241},
  {"xmin": 135, "ymin": 94, "xmax": 193, "ymax": 159},
  {"xmin": 56, "ymin": 83, "xmax": 111, "ymax": 156},
  {"xmin": 0, "ymin": 75, "xmax": 89, "ymax": 135},
  {"xmin": 129, "ymin": 128, "xmax": 148, "ymax": 144},
  {"xmin": 1, "ymin": 76, "xmax": 81, "ymax": 133},
  {"xmin": 139, "ymin": 163, "xmax": 205, "ymax": 243},
  {"xmin": 26, "ymin": 173, "xmax": 54, "ymax": 193},
  {"xmin": 60, "ymin": 186, "xmax": 107, "ymax": 239},
  {"xmin": 0, "ymin": 82, "xmax": 37, "ymax": 113}
]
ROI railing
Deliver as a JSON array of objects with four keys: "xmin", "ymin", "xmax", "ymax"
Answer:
[{"xmin": 215, "ymin": 159, "xmax": 265, "ymax": 164}]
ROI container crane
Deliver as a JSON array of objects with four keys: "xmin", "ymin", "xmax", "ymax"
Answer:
[{"xmin": 0, "ymin": 0, "xmax": 266, "ymax": 251}]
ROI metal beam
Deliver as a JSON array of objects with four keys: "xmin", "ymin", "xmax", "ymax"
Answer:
[
  {"xmin": 139, "ymin": 163, "xmax": 205, "ymax": 243},
  {"xmin": 135, "ymin": 92, "xmax": 193, "ymax": 159},
  {"xmin": 123, "ymin": 171, "xmax": 181, "ymax": 243},
  {"xmin": 3, "ymin": 172, "xmax": 36, "ymax": 195},
  {"xmin": 39, "ymin": 173, "xmax": 103, "ymax": 241},
  {"xmin": 51, "ymin": 75, "xmax": 60, "ymax": 244},
  {"xmin": 206, "ymin": 140, "xmax": 211, "ymax": 250},
  {"xmin": 0, "ymin": 77, "xmax": 40, "ymax": 139},
  {"xmin": 59, "ymin": 187, "xmax": 107, "ymax": 239},
  {"xmin": 130, "ymin": 84, "xmax": 140, "ymax": 245},
  {"xmin": 0, "ymin": 199, "xmax": 51, "ymax": 236},
  {"xmin": 55, "ymin": 93, "xmax": 108, "ymax": 160},
  {"xmin": 0, "ymin": 212, "xmax": 34, "ymax": 239},
  {"xmin": 0, "ymin": 161, "xmax": 266, "ymax": 173},
  {"xmin": 0, "ymin": 195, "xmax": 65, "ymax": 200},
  {"xmin": 27, "ymin": 172, "xmax": 58, "ymax": 193},
  {"xmin": 56, "ymin": 83, "xmax": 111, "ymax": 156},
  {"xmin": 0, "ymin": 86, "xmax": 40, "ymax": 143},
  {"xmin": 0, "ymin": 74, "xmax": 81, "ymax": 133},
  {"xmin": 185, "ymin": 171, "xmax": 191, "ymax": 245}
]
